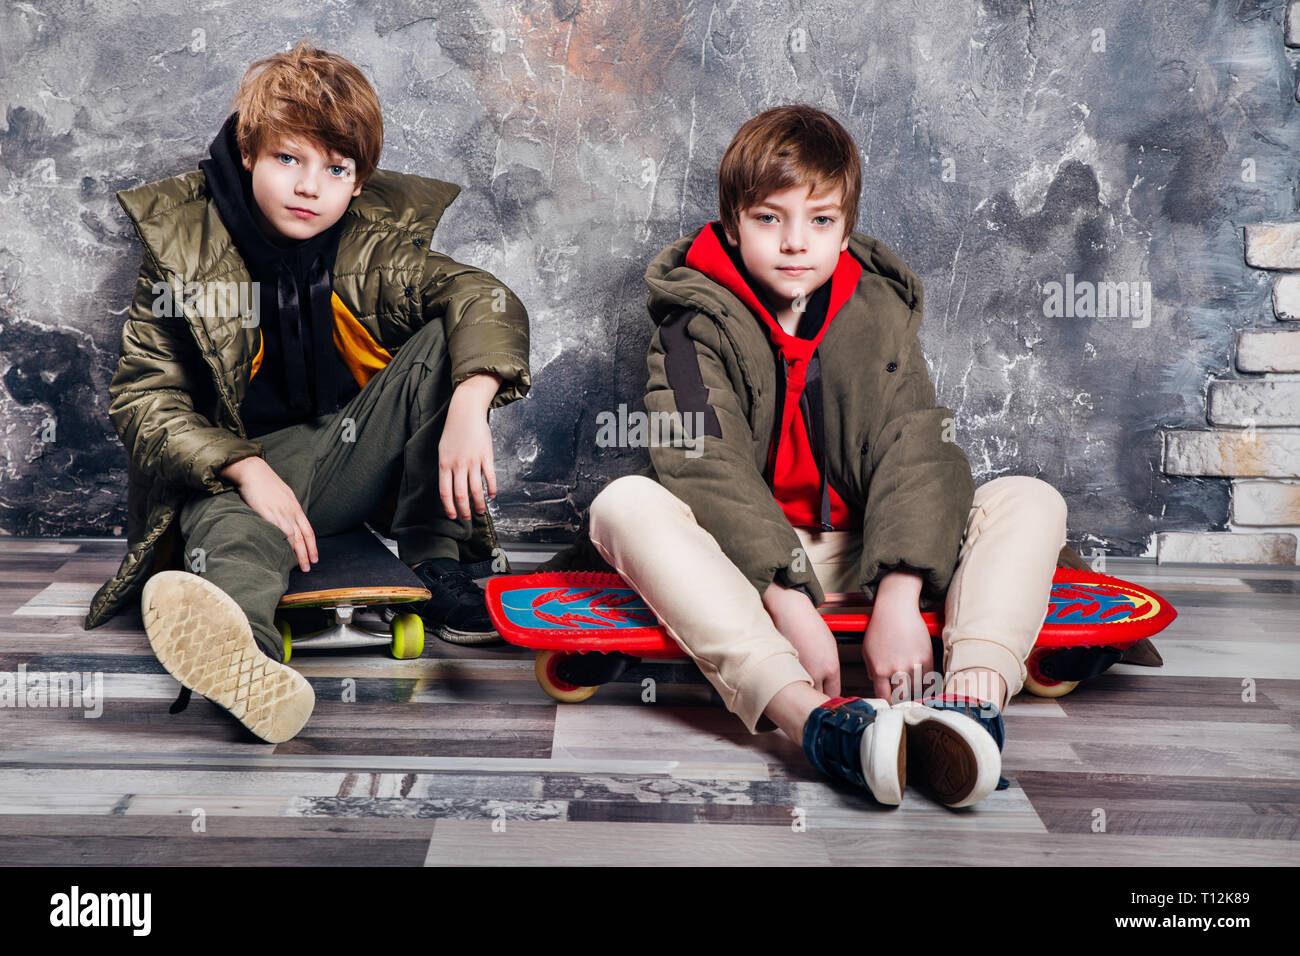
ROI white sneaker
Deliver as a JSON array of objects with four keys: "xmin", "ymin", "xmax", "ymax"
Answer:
[
  {"xmin": 860, "ymin": 699, "xmax": 906, "ymax": 805},
  {"xmin": 142, "ymin": 571, "xmax": 315, "ymax": 743},
  {"xmin": 893, "ymin": 698, "xmax": 1003, "ymax": 808},
  {"xmin": 802, "ymin": 696, "xmax": 906, "ymax": 806}
]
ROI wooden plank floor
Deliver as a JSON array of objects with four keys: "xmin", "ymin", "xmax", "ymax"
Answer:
[{"xmin": 0, "ymin": 538, "xmax": 1296, "ymax": 865}]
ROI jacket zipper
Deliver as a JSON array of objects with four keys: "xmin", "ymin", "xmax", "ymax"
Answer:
[
  {"xmin": 764, "ymin": 354, "xmax": 788, "ymax": 485},
  {"xmin": 178, "ymin": 291, "xmax": 248, "ymax": 438}
]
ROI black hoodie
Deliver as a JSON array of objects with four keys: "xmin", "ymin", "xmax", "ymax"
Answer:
[{"xmin": 199, "ymin": 112, "xmax": 360, "ymax": 438}]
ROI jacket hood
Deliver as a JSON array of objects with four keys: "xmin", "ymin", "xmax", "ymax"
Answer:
[
  {"xmin": 644, "ymin": 224, "xmax": 924, "ymax": 329},
  {"xmin": 678, "ymin": 221, "xmax": 861, "ymax": 358}
]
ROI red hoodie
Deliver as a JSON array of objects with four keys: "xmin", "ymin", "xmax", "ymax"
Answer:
[{"xmin": 684, "ymin": 223, "xmax": 862, "ymax": 531}]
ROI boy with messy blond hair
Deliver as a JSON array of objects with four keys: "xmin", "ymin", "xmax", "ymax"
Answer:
[
  {"xmin": 553, "ymin": 105, "xmax": 1069, "ymax": 808},
  {"xmin": 86, "ymin": 41, "xmax": 530, "ymax": 742}
]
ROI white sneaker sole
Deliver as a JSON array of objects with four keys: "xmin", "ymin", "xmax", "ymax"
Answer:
[
  {"xmin": 859, "ymin": 700, "xmax": 906, "ymax": 806},
  {"xmin": 895, "ymin": 702, "xmax": 1002, "ymax": 808},
  {"xmin": 142, "ymin": 571, "xmax": 315, "ymax": 744}
]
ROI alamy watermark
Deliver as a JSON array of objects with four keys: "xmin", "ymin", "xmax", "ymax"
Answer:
[
  {"xmin": 49, "ymin": 886, "xmax": 150, "ymax": 936},
  {"xmin": 1042, "ymin": 273, "xmax": 1151, "ymax": 328},
  {"xmin": 0, "ymin": 664, "xmax": 103, "ymax": 718},
  {"xmin": 887, "ymin": 667, "xmax": 1003, "ymax": 710},
  {"xmin": 594, "ymin": 404, "xmax": 706, "ymax": 459},
  {"xmin": 151, "ymin": 275, "xmax": 261, "ymax": 327}
]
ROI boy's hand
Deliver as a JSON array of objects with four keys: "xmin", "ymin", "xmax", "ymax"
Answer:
[
  {"xmin": 438, "ymin": 372, "xmax": 501, "ymax": 520},
  {"xmin": 220, "ymin": 457, "xmax": 318, "ymax": 572},
  {"xmin": 862, "ymin": 571, "xmax": 931, "ymax": 702},
  {"xmin": 762, "ymin": 580, "xmax": 841, "ymax": 697}
]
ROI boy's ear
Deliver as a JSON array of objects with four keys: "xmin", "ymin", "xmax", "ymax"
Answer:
[
  {"xmin": 240, "ymin": 150, "xmax": 254, "ymax": 173},
  {"xmin": 840, "ymin": 230, "xmax": 851, "ymax": 252}
]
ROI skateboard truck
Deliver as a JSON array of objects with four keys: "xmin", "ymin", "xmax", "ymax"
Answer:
[
  {"xmin": 551, "ymin": 650, "xmax": 635, "ymax": 687},
  {"xmin": 285, "ymin": 602, "xmax": 395, "ymax": 652}
]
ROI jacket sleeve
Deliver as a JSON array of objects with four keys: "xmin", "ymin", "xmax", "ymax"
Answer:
[
  {"xmin": 644, "ymin": 310, "xmax": 826, "ymax": 605},
  {"xmin": 858, "ymin": 295, "xmax": 975, "ymax": 605},
  {"xmin": 421, "ymin": 250, "xmax": 531, "ymax": 409},
  {"xmin": 107, "ymin": 250, "xmax": 263, "ymax": 495}
]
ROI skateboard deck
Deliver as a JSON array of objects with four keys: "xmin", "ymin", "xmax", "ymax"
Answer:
[
  {"xmin": 279, "ymin": 526, "xmax": 430, "ymax": 608},
  {"xmin": 274, "ymin": 526, "xmax": 430, "ymax": 660},
  {"xmin": 485, "ymin": 568, "xmax": 1177, "ymax": 700}
]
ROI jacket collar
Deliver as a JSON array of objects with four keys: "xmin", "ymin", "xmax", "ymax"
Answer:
[
  {"xmin": 197, "ymin": 110, "xmax": 346, "ymax": 283},
  {"xmin": 115, "ymin": 165, "xmax": 462, "ymax": 289},
  {"xmin": 645, "ymin": 225, "xmax": 923, "ymax": 333},
  {"xmin": 682, "ymin": 221, "xmax": 861, "ymax": 360}
]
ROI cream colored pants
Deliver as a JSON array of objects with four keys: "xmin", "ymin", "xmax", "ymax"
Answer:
[{"xmin": 588, "ymin": 474, "xmax": 1068, "ymax": 733}]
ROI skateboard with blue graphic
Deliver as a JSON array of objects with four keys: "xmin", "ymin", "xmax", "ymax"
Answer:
[{"xmin": 484, "ymin": 568, "xmax": 1177, "ymax": 702}]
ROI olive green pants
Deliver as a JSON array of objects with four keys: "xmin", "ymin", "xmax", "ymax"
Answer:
[{"xmin": 177, "ymin": 318, "xmax": 470, "ymax": 661}]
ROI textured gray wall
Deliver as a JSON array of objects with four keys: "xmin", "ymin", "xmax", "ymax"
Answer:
[{"xmin": 1, "ymin": 0, "xmax": 1295, "ymax": 556}]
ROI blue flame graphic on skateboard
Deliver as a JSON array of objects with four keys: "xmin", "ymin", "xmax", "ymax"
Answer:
[
  {"xmin": 499, "ymin": 585, "xmax": 656, "ymax": 630},
  {"xmin": 1044, "ymin": 581, "xmax": 1162, "ymax": 627}
]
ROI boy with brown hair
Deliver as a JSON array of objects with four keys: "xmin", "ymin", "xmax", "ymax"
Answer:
[
  {"xmin": 554, "ymin": 105, "xmax": 1069, "ymax": 807},
  {"xmin": 84, "ymin": 41, "xmax": 530, "ymax": 742}
]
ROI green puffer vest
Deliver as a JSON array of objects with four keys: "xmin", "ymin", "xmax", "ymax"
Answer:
[{"xmin": 84, "ymin": 167, "xmax": 530, "ymax": 630}]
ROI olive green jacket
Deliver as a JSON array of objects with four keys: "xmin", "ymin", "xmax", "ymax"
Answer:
[
  {"xmin": 84, "ymin": 167, "xmax": 530, "ymax": 630},
  {"xmin": 640, "ymin": 228, "xmax": 974, "ymax": 607},
  {"xmin": 544, "ymin": 227, "xmax": 975, "ymax": 610}
]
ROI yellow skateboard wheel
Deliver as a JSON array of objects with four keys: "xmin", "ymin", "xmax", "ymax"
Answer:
[
  {"xmin": 278, "ymin": 619, "xmax": 293, "ymax": 664},
  {"xmin": 390, "ymin": 612, "xmax": 425, "ymax": 660}
]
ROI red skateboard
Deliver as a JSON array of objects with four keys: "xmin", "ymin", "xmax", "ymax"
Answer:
[{"xmin": 485, "ymin": 568, "xmax": 1177, "ymax": 702}]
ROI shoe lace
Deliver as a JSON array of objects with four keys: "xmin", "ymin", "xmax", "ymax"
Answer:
[
  {"xmin": 427, "ymin": 564, "xmax": 481, "ymax": 599},
  {"xmin": 802, "ymin": 698, "xmax": 875, "ymax": 791}
]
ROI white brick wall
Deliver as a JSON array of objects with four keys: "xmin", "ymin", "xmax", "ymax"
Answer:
[
  {"xmin": 1156, "ymin": 531, "xmax": 1297, "ymax": 564},
  {"xmin": 1245, "ymin": 223, "xmax": 1300, "ymax": 269},
  {"xmin": 1236, "ymin": 330, "xmax": 1300, "ymax": 372},
  {"xmin": 1273, "ymin": 275, "xmax": 1300, "ymax": 319},
  {"xmin": 1231, "ymin": 479, "xmax": 1300, "ymax": 524},
  {"xmin": 1154, "ymin": 14, "xmax": 1300, "ymax": 564},
  {"xmin": 1207, "ymin": 380, "xmax": 1300, "ymax": 425},
  {"xmin": 1163, "ymin": 430, "xmax": 1300, "ymax": 478}
]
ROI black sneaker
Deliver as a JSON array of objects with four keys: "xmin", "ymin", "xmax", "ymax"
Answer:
[{"xmin": 410, "ymin": 557, "xmax": 501, "ymax": 645}]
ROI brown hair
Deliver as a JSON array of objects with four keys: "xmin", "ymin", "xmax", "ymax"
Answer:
[
  {"xmin": 718, "ymin": 105, "xmax": 861, "ymax": 239},
  {"xmin": 230, "ymin": 40, "xmax": 383, "ymax": 187}
]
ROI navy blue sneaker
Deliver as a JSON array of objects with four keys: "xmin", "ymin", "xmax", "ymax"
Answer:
[
  {"xmin": 894, "ymin": 694, "xmax": 1007, "ymax": 808},
  {"xmin": 802, "ymin": 697, "xmax": 905, "ymax": 806}
]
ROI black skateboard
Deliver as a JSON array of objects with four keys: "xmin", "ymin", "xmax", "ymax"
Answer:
[{"xmin": 274, "ymin": 525, "xmax": 430, "ymax": 660}]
